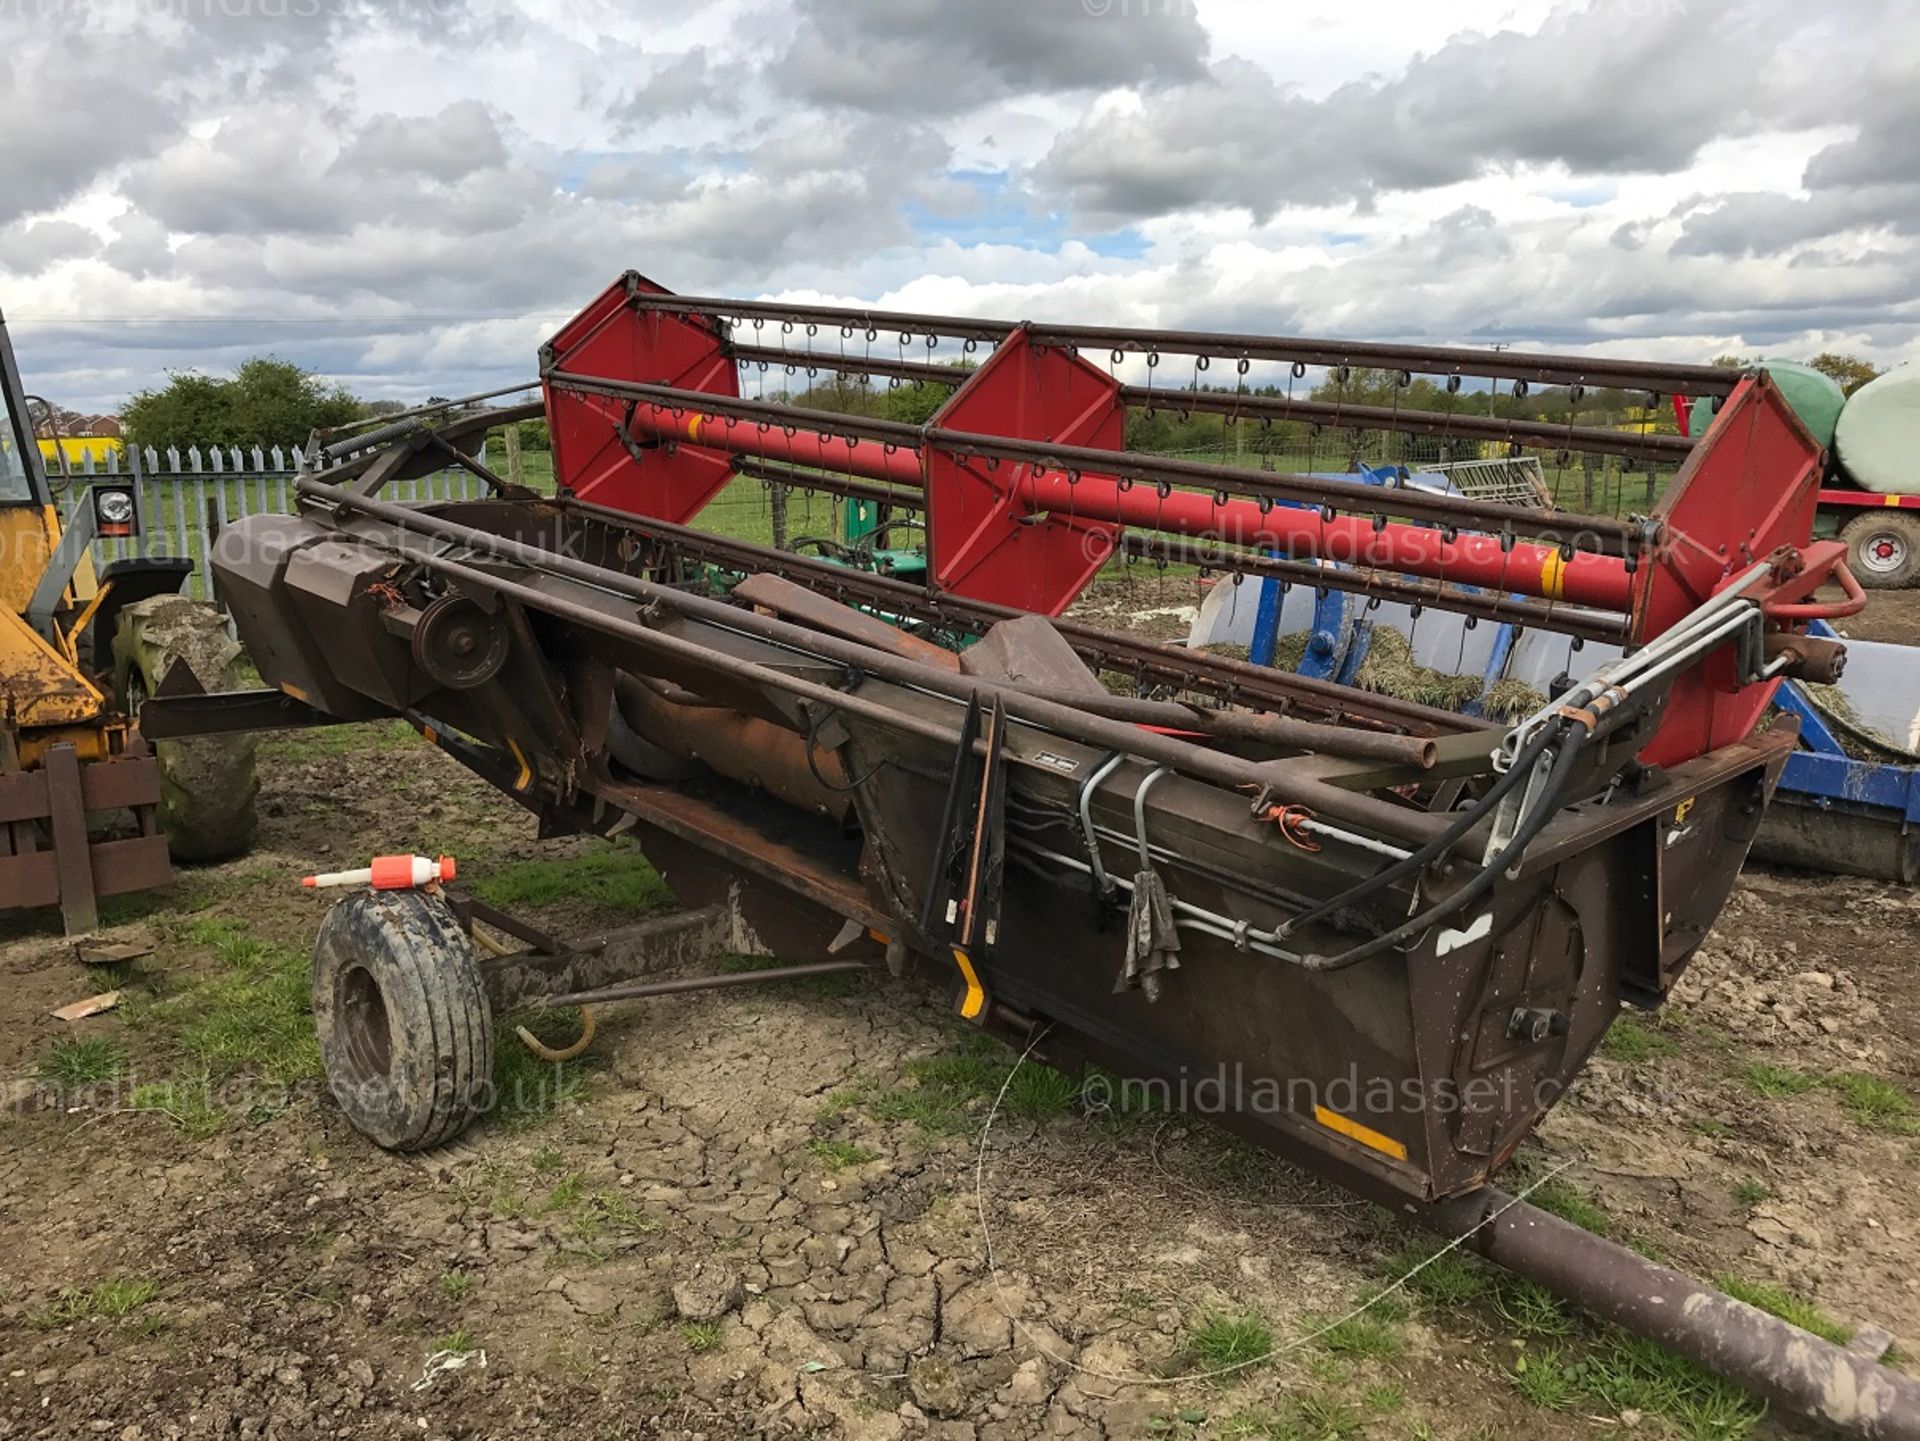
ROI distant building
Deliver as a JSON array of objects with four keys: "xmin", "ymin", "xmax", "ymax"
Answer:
[
  {"xmin": 30, "ymin": 412, "xmax": 125, "ymax": 470},
  {"xmin": 34, "ymin": 413, "xmax": 123, "ymax": 440}
]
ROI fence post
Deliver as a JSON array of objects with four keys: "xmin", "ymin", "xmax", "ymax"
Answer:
[{"xmin": 503, "ymin": 422, "xmax": 524, "ymax": 489}]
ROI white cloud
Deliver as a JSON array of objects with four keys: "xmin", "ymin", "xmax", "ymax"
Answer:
[{"xmin": 0, "ymin": 0, "xmax": 1916, "ymax": 412}]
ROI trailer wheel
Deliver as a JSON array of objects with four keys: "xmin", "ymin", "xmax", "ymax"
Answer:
[
  {"xmin": 1841, "ymin": 511, "xmax": 1920, "ymax": 589},
  {"xmin": 312, "ymin": 891, "xmax": 494, "ymax": 1151},
  {"xmin": 114, "ymin": 595, "xmax": 259, "ymax": 861}
]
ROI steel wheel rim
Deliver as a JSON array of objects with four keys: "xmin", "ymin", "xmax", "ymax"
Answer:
[{"xmin": 1861, "ymin": 528, "xmax": 1909, "ymax": 576}]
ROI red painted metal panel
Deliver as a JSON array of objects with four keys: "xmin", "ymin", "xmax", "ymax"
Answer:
[
  {"xmin": 1633, "ymin": 374, "xmax": 1825, "ymax": 767},
  {"xmin": 921, "ymin": 332, "xmax": 1126, "ymax": 615},
  {"xmin": 542, "ymin": 272, "xmax": 740, "ymax": 522},
  {"xmin": 1816, "ymin": 487, "xmax": 1920, "ymax": 510}
]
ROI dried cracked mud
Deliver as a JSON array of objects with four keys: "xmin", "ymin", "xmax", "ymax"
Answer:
[{"xmin": 4, "ymin": 620, "xmax": 1920, "ymax": 1440}]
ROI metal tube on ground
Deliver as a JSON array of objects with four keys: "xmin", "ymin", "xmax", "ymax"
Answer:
[{"xmin": 1422, "ymin": 1187, "xmax": 1920, "ymax": 1439}]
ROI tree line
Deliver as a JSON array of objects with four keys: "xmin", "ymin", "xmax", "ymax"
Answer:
[{"xmin": 116, "ymin": 349, "xmax": 1887, "ymax": 455}]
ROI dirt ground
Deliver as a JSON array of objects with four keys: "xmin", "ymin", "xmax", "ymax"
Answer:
[
  {"xmin": 4, "ymin": 609, "xmax": 1920, "ymax": 1441},
  {"xmin": 1826, "ymin": 582, "xmax": 1920, "ymax": 648}
]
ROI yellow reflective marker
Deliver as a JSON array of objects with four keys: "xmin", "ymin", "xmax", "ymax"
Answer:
[
  {"xmin": 1313, "ymin": 1104, "xmax": 1408, "ymax": 1162},
  {"xmin": 951, "ymin": 947, "xmax": 985, "ymax": 1020},
  {"xmin": 1538, "ymin": 549, "xmax": 1567, "ymax": 600}
]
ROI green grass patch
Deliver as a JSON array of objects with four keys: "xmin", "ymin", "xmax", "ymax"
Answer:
[
  {"xmin": 1492, "ymin": 1277, "xmax": 1576, "ymax": 1338},
  {"xmin": 1600, "ymin": 1015, "xmax": 1678, "ymax": 1065},
  {"xmin": 578, "ymin": 1188, "xmax": 653, "ymax": 1238},
  {"xmin": 1529, "ymin": 1179, "xmax": 1612, "ymax": 1236},
  {"xmin": 262, "ymin": 718, "xmax": 418, "ymax": 763},
  {"xmin": 1184, "ymin": 1308, "xmax": 1274, "ymax": 1372},
  {"xmin": 36, "ymin": 1035, "xmax": 129, "ymax": 1086},
  {"xmin": 30, "ymin": 1276, "xmax": 158, "ymax": 1329},
  {"xmin": 1583, "ymin": 1331, "xmax": 1766, "ymax": 1439},
  {"xmin": 1359, "ymin": 1381, "xmax": 1404, "ymax": 1414},
  {"xmin": 436, "ymin": 1328, "xmax": 477, "ymax": 1355},
  {"xmin": 129, "ymin": 1076, "xmax": 227, "ymax": 1139},
  {"xmin": 132, "ymin": 916, "xmax": 320, "ymax": 1087},
  {"xmin": 1827, "ymin": 1073, "xmax": 1920, "ymax": 1134},
  {"xmin": 861, "ymin": 1037, "xmax": 1079, "ymax": 1136},
  {"xmin": 466, "ymin": 842, "xmax": 670, "ymax": 915},
  {"xmin": 679, "ymin": 1321, "xmax": 722, "ymax": 1352},
  {"xmin": 440, "ymin": 1269, "xmax": 475, "ymax": 1300},
  {"xmin": 814, "ymin": 1088, "xmax": 865, "ymax": 1122},
  {"xmin": 89, "ymin": 1276, "xmax": 157, "ymax": 1317},
  {"xmin": 1384, "ymin": 1247, "xmax": 1488, "ymax": 1306},
  {"xmin": 1312, "ymin": 1309, "xmax": 1406, "ymax": 1359},
  {"xmin": 1508, "ymin": 1331, "xmax": 1765, "ymax": 1438},
  {"xmin": 808, "ymin": 1138, "xmax": 880, "ymax": 1169},
  {"xmin": 1716, "ymin": 1275, "xmax": 1851, "ymax": 1344},
  {"xmin": 1732, "ymin": 1178, "xmax": 1769, "ymax": 1207},
  {"xmin": 1004, "ymin": 1061, "xmax": 1082, "ymax": 1118},
  {"xmin": 1287, "ymin": 1393, "xmax": 1366, "ymax": 1439},
  {"xmin": 487, "ymin": 1015, "xmax": 598, "ymax": 1131},
  {"xmin": 542, "ymin": 1171, "xmax": 586, "ymax": 1212},
  {"xmin": 1735, "ymin": 1060, "xmax": 1820, "ymax": 1098},
  {"xmin": 1511, "ymin": 1345, "xmax": 1582, "ymax": 1411}
]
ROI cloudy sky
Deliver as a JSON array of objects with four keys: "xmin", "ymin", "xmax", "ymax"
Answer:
[{"xmin": 2, "ymin": 0, "xmax": 1916, "ymax": 413}]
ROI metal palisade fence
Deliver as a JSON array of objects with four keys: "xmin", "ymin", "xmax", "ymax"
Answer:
[{"xmin": 50, "ymin": 441, "xmax": 493, "ymax": 602}]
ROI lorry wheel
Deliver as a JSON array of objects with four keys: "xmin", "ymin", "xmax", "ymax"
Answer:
[
  {"xmin": 114, "ymin": 596, "xmax": 259, "ymax": 861},
  {"xmin": 313, "ymin": 891, "xmax": 494, "ymax": 1151},
  {"xmin": 1841, "ymin": 511, "xmax": 1920, "ymax": 589}
]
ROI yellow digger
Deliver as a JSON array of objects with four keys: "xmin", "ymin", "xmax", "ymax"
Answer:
[{"xmin": 0, "ymin": 303, "xmax": 254, "ymax": 932}]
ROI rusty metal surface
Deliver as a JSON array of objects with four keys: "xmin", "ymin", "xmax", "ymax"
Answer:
[
  {"xmin": 289, "ymin": 484, "xmax": 1462, "ymax": 840},
  {"xmin": 732, "ymin": 573, "xmax": 962, "ymax": 672},
  {"xmin": 956, "ymin": 613, "xmax": 1111, "ymax": 697},
  {"xmin": 619, "ymin": 676, "xmax": 856, "ymax": 822},
  {"xmin": 558, "ymin": 495, "xmax": 1483, "ymax": 735},
  {"xmin": 615, "ymin": 287, "xmax": 1741, "ymax": 395},
  {"xmin": 474, "ymin": 904, "xmax": 733, "ymax": 1012},
  {"xmin": 542, "ymin": 959, "xmax": 869, "ymax": 1009}
]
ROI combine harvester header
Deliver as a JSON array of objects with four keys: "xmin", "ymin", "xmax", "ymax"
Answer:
[{"xmin": 198, "ymin": 273, "xmax": 1919, "ymax": 1434}]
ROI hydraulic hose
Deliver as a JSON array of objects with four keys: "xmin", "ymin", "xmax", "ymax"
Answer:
[
  {"xmin": 1291, "ymin": 720, "xmax": 1594, "ymax": 972},
  {"xmin": 1278, "ymin": 715, "xmax": 1571, "ymax": 940}
]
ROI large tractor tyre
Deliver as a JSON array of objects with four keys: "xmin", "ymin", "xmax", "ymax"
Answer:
[
  {"xmin": 1841, "ymin": 511, "xmax": 1920, "ymax": 590},
  {"xmin": 113, "ymin": 595, "xmax": 260, "ymax": 862},
  {"xmin": 313, "ymin": 891, "xmax": 494, "ymax": 1151}
]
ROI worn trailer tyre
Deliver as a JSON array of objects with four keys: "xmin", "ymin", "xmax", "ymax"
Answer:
[
  {"xmin": 1841, "ymin": 510, "xmax": 1920, "ymax": 589},
  {"xmin": 114, "ymin": 595, "xmax": 260, "ymax": 861},
  {"xmin": 312, "ymin": 891, "xmax": 494, "ymax": 1151}
]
